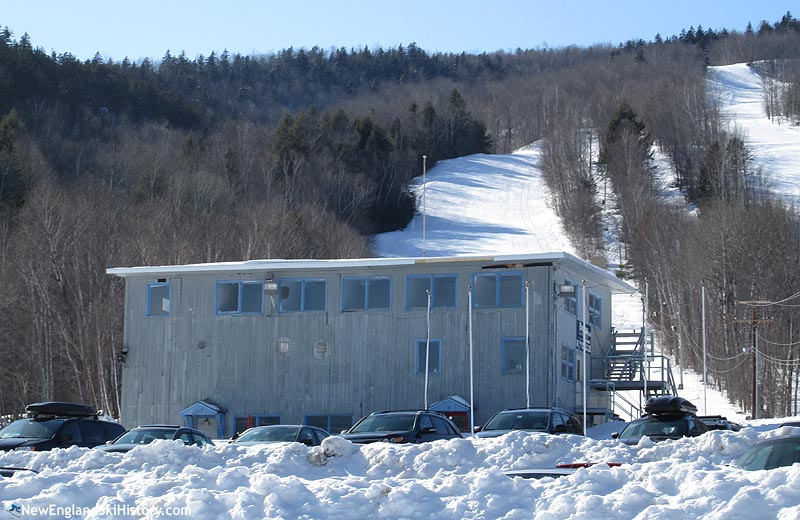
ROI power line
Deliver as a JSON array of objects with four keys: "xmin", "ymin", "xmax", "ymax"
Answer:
[
  {"xmin": 678, "ymin": 327, "xmax": 748, "ymax": 362},
  {"xmin": 755, "ymin": 333, "xmax": 800, "ymax": 348},
  {"xmin": 710, "ymin": 355, "xmax": 753, "ymax": 374},
  {"xmin": 753, "ymin": 348, "xmax": 800, "ymax": 366},
  {"xmin": 745, "ymin": 290, "xmax": 800, "ymax": 307}
]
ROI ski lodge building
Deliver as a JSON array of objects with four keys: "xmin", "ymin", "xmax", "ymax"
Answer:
[{"xmin": 107, "ymin": 253, "xmax": 650, "ymax": 438}]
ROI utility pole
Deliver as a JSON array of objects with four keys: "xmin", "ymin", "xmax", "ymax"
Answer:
[
  {"xmin": 750, "ymin": 306, "xmax": 757, "ymax": 420},
  {"xmin": 737, "ymin": 301, "xmax": 774, "ymax": 420},
  {"xmin": 702, "ymin": 286, "xmax": 707, "ymax": 415}
]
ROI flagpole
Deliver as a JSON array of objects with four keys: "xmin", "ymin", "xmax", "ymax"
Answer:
[
  {"xmin": 468, "ymin": 285, "xmax": 475, "ymax": 433},
  {"xmin": 424, "ymin": 288, "xmax": 431, "ymax": 409}
]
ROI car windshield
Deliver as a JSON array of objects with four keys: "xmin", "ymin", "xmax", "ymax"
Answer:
[
  {"xmin": 114, "ymin": 428, "xmax": 176, "ymax": 444},
  {"xmin": 236, "ymin": 426, "xmax": 299, "ymax": 443},
  {"xmin": 350, "ymin": 415, "xmax": 415, "ymax": 433},
  {"xmin": 0, "ymin": 419, "xmax": 61, "ymax": 440},
  {"xmin": 483, "ymin": 411, "xmax": 549, "ymax": 431},
  {"xmin": 619, "ymin": 417, "xmax": 687, "ymax": 440},
  {"xmin": 737, "ymin": 440, "xmax": 800, "ymax": 470}
]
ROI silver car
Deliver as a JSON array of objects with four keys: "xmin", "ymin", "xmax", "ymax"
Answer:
[{"xmin": 474, "ymin": 408, "xmax": 584, "ymax": 438}]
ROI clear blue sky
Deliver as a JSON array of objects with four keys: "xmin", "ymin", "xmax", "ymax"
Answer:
[{"xmin": 2, "ymin": 1, "xmax": 795, "ymax": 62}]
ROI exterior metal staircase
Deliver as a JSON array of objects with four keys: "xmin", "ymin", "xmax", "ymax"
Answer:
[{"xmin": 590, "ymin": 329, "xmax": 679, "ymax": 419}]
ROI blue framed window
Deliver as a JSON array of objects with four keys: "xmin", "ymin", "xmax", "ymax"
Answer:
[
  {"xmin": 305, "ymin": 414, "xmax": 353, "ymax": 434},
  {"xmin": 146, "ymin": 282, "xmax": 171, "ymax": 317},
  {"xmin": 233, "ymin": 414, "xmax": 280, "ymax": 434},
  {"xmin": 216, "ymin": 281, "xmax": 264, "ymax": 315},
  {"xmin": 561, "ymin": 344, "xmax": 576, "ymax": 381},
  {"xmin": 415, "ymin": 339, "xmax": 442, "ymax": 376},
  {"xmin": 406, "ymin": 275, "xmax": 456, "ymax": 309},
  {"xmin": 564, "ymin": 281, "xmax": 577, "ymax": 316},
  {"xmin": 279, "ymin": 279, "xmax": 327, "ymax": 312},
  {"xmin": 341, "ymin": 276, "xmax": 391, "ymax": 311},
  {"xmin": 588, "ymin": 293, "xmax": 602, "ymax": 328},
  {"xmin": 473, "ymin": 272, "xmax": 524, "ymax": 307},
  {"xmin": 501, "ymin": 337, "xmax": 526, "ymax": 374}
]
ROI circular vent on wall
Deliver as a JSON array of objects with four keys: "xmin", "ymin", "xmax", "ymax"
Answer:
[{"xmin": 314, "ymin": 340, "xmax": 330, "ymax": 359}]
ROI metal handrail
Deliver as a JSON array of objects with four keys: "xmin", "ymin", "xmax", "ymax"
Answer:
[{"xmin": 593, "ymin": 330, "xmax": 680, "ymax": 419}]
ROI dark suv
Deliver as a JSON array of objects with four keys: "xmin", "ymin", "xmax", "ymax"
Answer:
[
  {"xmin": 94, "ymin": 425, "xmax": 214, "ymax": 453},
  {"xmin": 340, "ymin": 410, "xmax": 463, "ymax": 444},
  {"xmin": 0, "ymin": 402, "xmax": 125, "ymax": 451},
  {"xmin": 474, "ymin": 407, "xmax": 584, "ymax": 438},
  {"xmin": 698, "ymin": 415, "xmax": 742, "ymax": 432},
  {"xmin": 613, "ymin": 396, "xmax": 708, "ymax": 445}
]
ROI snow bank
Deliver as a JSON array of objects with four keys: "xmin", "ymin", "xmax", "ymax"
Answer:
[{"xmin": 0, "ymin": 426, "xmax": 797, "ymax": 519}]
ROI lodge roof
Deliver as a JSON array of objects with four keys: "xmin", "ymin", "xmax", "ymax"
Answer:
[{"xmin": 106, "ymin": 252, "xmax": 635, "ymax": 294}]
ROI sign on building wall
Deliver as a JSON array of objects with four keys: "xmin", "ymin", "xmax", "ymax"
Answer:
[{"xmin": 576, "ymin": 320, "xmax": 592, "ymax": 353}]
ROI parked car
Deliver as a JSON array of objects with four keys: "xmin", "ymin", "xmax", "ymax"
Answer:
[
  {"xmin": 340, "ymin": 410, "xmax": 463, "ymax": 444},
  {"xmin": 735, "ymin": 435, "xmax": 800, "ymax": 470},
  {"xmin": 229, "ymin": 425, "xmax": 330, "ymax": 446},
  {"xmin": 474, "ymin": 407, "xmax": 584, "ymax": 438},
  {"xmin": 505, "ymin": 462, "xmax": 623, "ymax": 479},
  {"xmin": 0, "ymin": 402, "xmax": 124, "ymax": 451},
  {"xmin": 0, "ymin": 466, "xmax": 38, "ymax": 478},
  {"xmin": 698, "ymin": 415, "xmax": 742, "ymax": 431},
  {"xmin": 94, "ymin": 425, "xmax": 214, "ymax": 453},
  {"xmin": 613, "ymin": 396, "xmax": 708, "ymax": 445}
]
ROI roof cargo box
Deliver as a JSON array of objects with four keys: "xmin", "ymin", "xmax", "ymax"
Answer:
[
  {"xmin": 25, "ymin": 401, "xmax": 96, "ymax": 418},
  {"xmin": 644, "ymin": 396, "xmax": 697, "ymax": 416}
]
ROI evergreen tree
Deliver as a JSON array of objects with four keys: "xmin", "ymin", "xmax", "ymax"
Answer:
[{"xmin": 0, "ymin": 109, "xmax": 28, "ymax": 212}]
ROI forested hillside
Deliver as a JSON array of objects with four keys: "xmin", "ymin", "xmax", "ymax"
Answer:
[{"xmin": 1, "ymin": 13, "xmax": 800, "ymax": 418}]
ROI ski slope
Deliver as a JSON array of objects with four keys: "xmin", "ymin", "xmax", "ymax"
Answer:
[
  {"xmin": 708, "ymin": 62, "xmax": 800, "ymax": 201},
  {"xmin": 375, "ymin": 146, "xmax": 576, "ymax": 258}
]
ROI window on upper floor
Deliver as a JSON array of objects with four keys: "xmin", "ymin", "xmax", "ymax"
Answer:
[
  {"xmin": 279, "ymin": 279, "xmax": 327, "ymax": 312},
  {"xmin": 473, "ymin": 272, "xmax": 524, "ymax": 307},
  {"xmin": 147, "ymin": 282, "xmax": 171, "ymax": 317},
  {"xmin": 407, "ymin": 275, "xmax": 456, "ymax": 309},
  {"xmin": 216, "ymin": 281, "xmax": 263, "ymax": 315},
  {"xmin": 341, "ymin": 276, "xmax": 391, "ymax": 311}
]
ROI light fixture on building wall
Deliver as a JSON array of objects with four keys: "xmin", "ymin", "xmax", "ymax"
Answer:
[
  {"xmin": 117, "ymin": 346, "xmax": 129, "ymax": 364},
  {"xmin": 277, "ymin": 338, "xmax": 290, "ymax": 355}
]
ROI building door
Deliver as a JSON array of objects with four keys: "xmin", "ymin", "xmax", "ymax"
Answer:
[{"xmin": 194, "ymin": 416, "xmax": 218, "ymax": 439}]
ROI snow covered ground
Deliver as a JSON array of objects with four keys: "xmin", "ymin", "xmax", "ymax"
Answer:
[
  {"xmin": 1, "ymin": 62, "xmax": 799, "ymax": 519},
  {"xmin": 374, "ymin": 145, "xmax": 576, "ymax": 258},
  {"xmin": 2, "ymin": 424, "xmax": 800, "ymax": 519}
]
